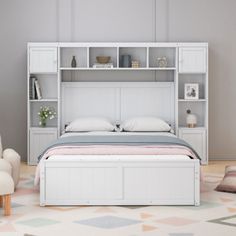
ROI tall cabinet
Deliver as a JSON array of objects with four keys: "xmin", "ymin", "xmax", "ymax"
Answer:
[
  {"xmin": 177, "ymin": 44, "xmax": 208, "ymax": 164},
  {"xmin": 27, "ymin": 42, "xmax": 208, "ymax": 165},
  {"xmin": 27, "ymin": 43, "xmax": 59, "ymax": 165}
]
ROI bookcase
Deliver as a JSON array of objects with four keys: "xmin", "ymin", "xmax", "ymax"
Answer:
[
  {"xmin": 27, "ymin": 43, "xmax": 59, "ymax": 165},
  {"xmin": 27, "ymin": 42, "xmax": 208, "ymax": 165},
  {"xmin": 177, "ymin": 45, "xmax": 208, "ymax": 164}
]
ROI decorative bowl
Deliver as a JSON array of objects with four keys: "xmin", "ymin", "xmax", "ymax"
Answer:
[{"xmin": 96, "ymin": 56, "xmax": 111, "ymax": 64}]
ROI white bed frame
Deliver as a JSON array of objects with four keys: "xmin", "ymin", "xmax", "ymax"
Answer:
[{"xmin": 40, "ymin": 82, "xmax": 200, "ymax": 206}]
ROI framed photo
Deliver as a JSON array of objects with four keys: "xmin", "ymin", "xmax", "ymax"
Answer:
[{"xmin": 184, "ymin": 83, "xmax": 199, "ymax": 100}]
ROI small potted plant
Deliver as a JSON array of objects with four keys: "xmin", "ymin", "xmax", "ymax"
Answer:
[{"xmin": 38, "ymin": 106, "xmax": 56, "ymax": 127}]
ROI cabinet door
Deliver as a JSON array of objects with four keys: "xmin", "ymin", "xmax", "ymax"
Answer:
[
  {"xmin": 29, "ymin": 129, "xmax": 57, "ymax": 165},
  {"xmin": 179, "ymin": 129, "xmax": 207, "ymax": 164},
  {"xmin": 29, "ymin": 47, "xmax": 57, "ymax": 73},
  {"xmin": 179, "ymin": 47, "xmax": 206, "ymax": 73}
]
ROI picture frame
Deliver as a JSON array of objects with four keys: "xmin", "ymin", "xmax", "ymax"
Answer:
[{"xmin": 184, "ymin": 83, "xmax": 199, "ymax": 100}]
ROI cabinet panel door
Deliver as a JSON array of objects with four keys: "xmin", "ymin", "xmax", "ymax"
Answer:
[
  {"xmin": 179, "ymin": 47, "xmax": 206, "ymax": 73},
  {"xmin": 179, "ymin": 129, "xmax": 207, "ymax": 164},
  {"xmin": 29, "ymin": 47, "xmax": 57, "ymax": 73},
  {"xmin": 29, "ymin": 129, "xmax": 57, "ymax": 165}
]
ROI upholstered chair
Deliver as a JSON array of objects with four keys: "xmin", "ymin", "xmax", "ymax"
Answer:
[
  {"xmin": 0, "ymin": 135, "xmax": 21, "ymax": 187},
  {"xmin": 0, "ymin": 135, "xmax": 21, "ymax": 215}
]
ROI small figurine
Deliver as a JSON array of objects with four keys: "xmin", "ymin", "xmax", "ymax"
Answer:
[
  {"xmin": 186, "ymin": 109, "xmax": 197, "ymax": 128},
  {"xmin": 157, "ymin": 57, "xmax": 168, "ymax": 67}
]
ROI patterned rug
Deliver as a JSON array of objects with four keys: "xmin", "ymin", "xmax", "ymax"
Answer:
[{"xmin": 0, "ymin": 172, "xmax": 236, "ymax": 236}]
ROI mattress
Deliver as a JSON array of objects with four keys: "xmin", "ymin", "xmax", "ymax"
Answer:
[
  {"xmin": 39, "ymin": 131, "xmax": 198, "ymax": 161},
  {"xmin": 35, "ymin": 132, "xmax": 199, "ymax": 185}
]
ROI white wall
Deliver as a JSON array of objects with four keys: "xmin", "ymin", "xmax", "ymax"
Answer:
[{"xmin": 0, "ymin": 0, "xmax": 235, "ymax": 161}]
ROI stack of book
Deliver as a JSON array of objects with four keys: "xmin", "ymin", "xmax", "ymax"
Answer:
[
  {"xmin": 29, "ymin": 77, "xmax": 42, "ymax": 100},
  {"xmin": 92, "ymin": 63, "xmax": 114, "ymax": 68}
]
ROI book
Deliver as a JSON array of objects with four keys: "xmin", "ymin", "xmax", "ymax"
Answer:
[
  {"xmin": 29, "ymin": 77, "xmax": 36, "ymax": 99},
  {"xmin": 93, "ymin": 63, "xmax": 114, "ymax": 68},
  {"xmin": 34, "ymin": 78, "xmax": 42, "ymax": 99}
]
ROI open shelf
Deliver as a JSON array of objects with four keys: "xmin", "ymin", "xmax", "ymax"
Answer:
[
  {"xmin": 178, "ymin": 102, "xmax": 206, "ymax": 127},
  {"xmin": 149, "ymin": 47, "xmax": 176, "ymax": 68},
  {"xmin": 178, "ymin": 99, "xmax": 206, "ymax": 102},
  {"xmin": 29, "ymin": 74, "xmax": 58, "ymax": 100},
  {"xmin": 119, "ymin": 47, "xmax": 147, "ymax": 68},
  {"xmin": 30, "ymin": 101, "xmax": 58, "ymax": 128},
  {"xmin": 178, "ymin": 74, "xmax": 206, "ymax": 100},
  {"xmin": 61, "ymin": 70, "xmax": 175, "ymax": 82},
  {"xmin": 60, "ymin": 67, "xmax": 176, "ymax": 71},
  {"xmin": 30, "ymin": 99, "xmax": 58, "ymax": 102},
  {"xmin": 178, "ymin": 126, "xmax": 206, "ymax": 129},
  {"xmin": 60, "ymin": 47, "xmax": 87, "ymax": 68},
  {"xmin": 89, "ymin": 47, "xmax": 117, "ymax": 68}
]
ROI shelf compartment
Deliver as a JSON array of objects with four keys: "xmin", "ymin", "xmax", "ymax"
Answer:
[
  {"xmin": 29, "ymin": 74, "xmax": 58, "ymax": 100},
  {"xmin": 178, "ymin": 126, "xmax": 206, "ymax": 130},
  {"xmin": 60, "ymin": 47, "xmax": 87, "ymax": 68},
  {"xmin": 30, "ymin": 99, "xmax": 58, "ymax": 102},
  {"xmin": 61, "ymin": 70, "xmax": 174, "ymax": 82},
  {"xmin": 60, "ymin": 67, "xmax": 176, "ymax": 71},
  {"xmin": 89, "ymin": 47, "xmax": 117, "ymax": 68},
  {"xmin": 30, "ymin": 101, "xmax": 58, "ymax": 128},
  {"xmin": 149, "ymin": 47, "xmax": 176, "ymax": 68},
  {"xmin": 119, "ymin": 47, "xmax": 147, "ymax": 68},
  {"xmin": 178, "ymin": 74, "xmax": 206, "ymax": 100},
  {"xmin": 178, "ymin": 99, "xmax": 206, "ymax": 102},
  {"xmin": 178, "ymin": 102, "xmax": 206, "ymax": 127}
]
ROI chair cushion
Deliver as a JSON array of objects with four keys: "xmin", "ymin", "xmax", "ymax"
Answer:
[
  {"xmin": 0, "ymin": 171, "xmax": 14, "ymax": 195},
  {"xmin": 3, "ymin": 149, "xmax": 21, "ymax": 187},
  {"xmin": 0, "ymin": 159, "xmax": 12, "ymax": 176},
  {"xmin": 215, "ymin": 166, "xmax": 236, "ymax": 193}
]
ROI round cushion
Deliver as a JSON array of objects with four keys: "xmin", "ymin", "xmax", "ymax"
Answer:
[
  {"xmin": 3, "ymin": 149, "xmax": 21, "ymax": 187},
  {"xmin": 0, "ymin": 159, "xmax": 12, "ymax": 176},
  {"xmin": 0, "ymin": 171, "xmax": 14, "ymax": 195}
]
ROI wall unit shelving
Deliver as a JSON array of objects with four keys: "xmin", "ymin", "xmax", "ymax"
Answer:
[
  {"xmin": 27, "ymin": 43, "xmax": 59, "ymax": 165},
  {"xmin": 27, "ymin": 42, "xmax": 208, "ymax": 165}
]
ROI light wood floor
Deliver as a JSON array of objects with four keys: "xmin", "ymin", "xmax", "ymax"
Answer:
[
  {"xmin": 21, "ymin": 161, "xmax": 236, "ymax": 175},
  {"xmin": 202, "ymin": 161, "xmax": 236, "ymax": 174}
]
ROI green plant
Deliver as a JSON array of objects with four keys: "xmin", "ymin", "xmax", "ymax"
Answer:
[{"xmin": 38, "ymin": 106, "xmax": 56, "ymax": 127}]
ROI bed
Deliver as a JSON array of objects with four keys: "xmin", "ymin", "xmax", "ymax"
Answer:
[{"xmin": 38, "ymin": 82, "xmax": 200, "ymax": 206}]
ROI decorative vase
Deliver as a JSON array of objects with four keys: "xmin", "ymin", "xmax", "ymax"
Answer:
[
  {"xmin": 71, "ymin": 56, "xmax": 77, "ymax": 68},
  {"xmin": 40, "ymin": 119, "xmax": 47, "ymax": 127},
  {"xmin": 120, "ymin": 55, "xmax": 131, "ymax": 67},
  {"xmin": 186, "ymin": 109, "xmax": 197, "ymax": 128}
]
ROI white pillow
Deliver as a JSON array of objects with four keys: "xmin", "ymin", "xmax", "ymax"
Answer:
[
  {"xmin": 65, "ymin": 117, "xmax": 115, "ymax": 132},
  {"xmin": 120, "ymin": 117, "xmax": 171, "ymax": 132}
]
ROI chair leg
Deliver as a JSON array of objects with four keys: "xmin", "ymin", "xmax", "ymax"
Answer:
[
  {"xmin": 4, "ymin": 194, "xmax": 11, "ymax": 216},
  {"xmin": 0, "ymin": 196, "xmax": 3, "ymax": 207}
]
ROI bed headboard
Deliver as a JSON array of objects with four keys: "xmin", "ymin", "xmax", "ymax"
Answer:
[{"xmin": 61, "ymin": 82, "xmax": 175, "ymax": 130}]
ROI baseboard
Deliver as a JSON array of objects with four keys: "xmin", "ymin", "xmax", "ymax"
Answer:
[{"xmin": 209, "ymin": 155, "xmax": 236, "ymax": 161}]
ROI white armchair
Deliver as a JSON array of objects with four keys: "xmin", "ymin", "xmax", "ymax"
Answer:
[{"xmin": 0, "ymin": 136, "xmax": 21, "ymax": 188}]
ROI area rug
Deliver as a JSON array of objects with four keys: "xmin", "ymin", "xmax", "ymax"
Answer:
[{"xmin": 0, "ymin": 172, "xmax": 236, "ymax": 236}]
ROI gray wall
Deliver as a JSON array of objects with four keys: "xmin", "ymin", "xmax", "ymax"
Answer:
[{"xmin": 0, "ymin": 0, "xmax": 235, "ymax": 161}]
